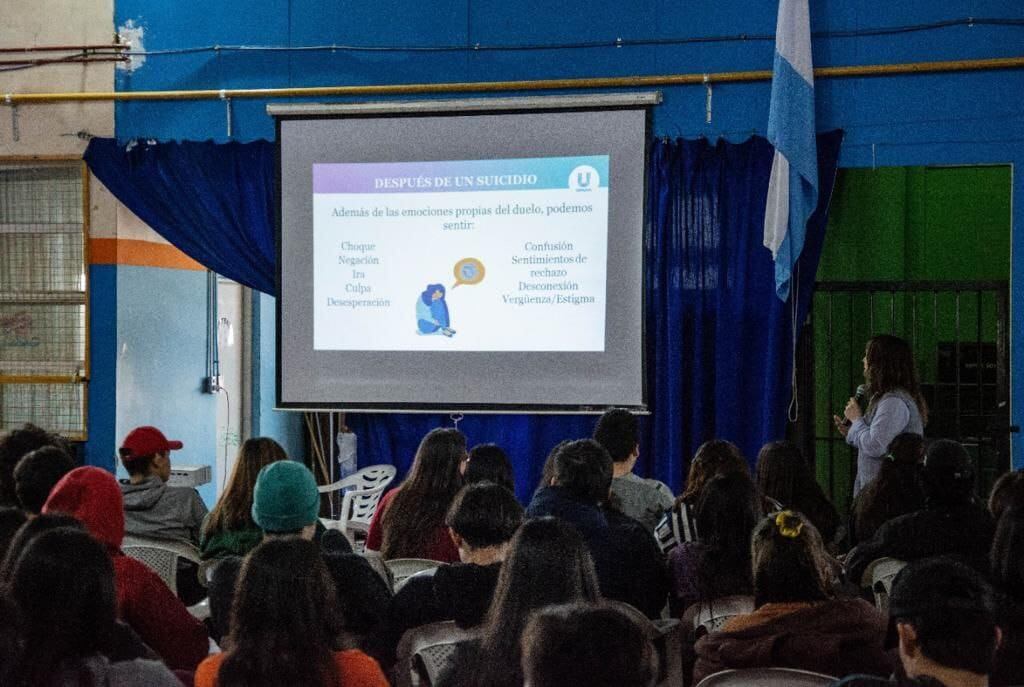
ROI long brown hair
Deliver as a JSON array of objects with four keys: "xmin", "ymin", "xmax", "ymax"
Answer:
[
  {"xmin": 218, "ymin": 538, "xmax": 340, "ymax": 687},
  {"xmin": 203, "ymin": 438, "xmax": 287, "ymax": 537},
  {"xmin": 680, "ymin": 439, "xmax": 748, "ymax": 503},
  {"xmin": 475, "ymin": 518, "xmax": 601, "ymax": 686},
  {"xmin": 380, "ymin": 428, "xmax": 465, "ymax": 559},
  {"xmin": 864, "ymin": 335, "xmax": 928, "ymax": 424}
]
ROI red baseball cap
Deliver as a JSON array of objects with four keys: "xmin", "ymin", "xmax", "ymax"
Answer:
[{"xmin": 120, "ymin": 426, "xmax": 183, "ymax": 458}]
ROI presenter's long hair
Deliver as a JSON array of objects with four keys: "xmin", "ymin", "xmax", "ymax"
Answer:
[
  {"xmin": 218, "ymin": 538, "xmax": 340, "ymax": 687},
  {"xmin": 864, "ymin": 334, "xmax": 928, "ymax": 424},
  {"xmin": 473, "ymin": 517, "xmax": 601, "ymax": 687},
  {"xmin": 380, "ymin": 428, "xmax": 466, "ymax": 559},
  {"xmin": 203, "ymin": 437, "xmax": 288, "ymax": 538}
]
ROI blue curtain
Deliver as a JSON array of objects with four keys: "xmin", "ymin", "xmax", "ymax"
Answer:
[
  {"xmin": 83, "ymin": 138, "xmax": 277, "ymax": 294},
  {"xmin": 83, "ymin": 132, "xmax": 842, "ymax": 502}
]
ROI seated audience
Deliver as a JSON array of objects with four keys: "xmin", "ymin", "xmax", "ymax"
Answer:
[
  {"xmin": 520, "ymin": 602, "xmax": 657, "ymax": 687},
  {"xmin": 990, "ymin": 505, "xmax": 1024, "ymax": 686},
  {"xmin": 669, "ymin": 472, "xmax": 758, "ymax": 614},
  {"xmin": 533, "ymin": 440, "xmax": 571, "ymax": 495},
  {"xmin": 988, "ymin": 468, "xmax": 1024, "ymax": 522},
  {"xmin": 0, "ymin": 506, "xmax": 27, "ymax": 563},
  {"xmin": 0, "ymin": 512, "xmax": 83, "ymax": 578},
  {"xmin": 846, "ymin": 439, "xmax": 994, "ymax": 583},
  {"xmin": 378, "ymin": 482, "xmax": 524, "ymax": 667},
  {"xmin": 322, "ymin": 543, "xmax": 394, "ymax": 658},
  {"xmin": 250, "ymin": 459, "xmax": 320, "ymax": 539},
  {"xmin": 0, "ymin": 423, "xmax": 71, "ymax": 507},
  {"xmin": 891, "ymin": 558, "xmax": 999, "ymax": 687},
  {"xmin": 42, "ymin": 466, "xmax": 209, "ymax": 672},
  {"xmin": 655, "ymin": 439, "xmax": 749, "ymax": 553},
  {"xmin": 594, "ymin": 408, "xmax": 673, "ymax": 532},
  {"xmin": 0, "ymin": 512, "xmax": 158, "ymax": 664},
  {"xmin": 850, "ymin": 433, "xmax": 925, "ymax": 546},
  {"xmin": 0, "ymin": 595, "xmax": 18, "ymax": 686},
  {"xmin": 757, "ymin": 440, "xmax": 840, "ymax": 544},
  {"xmin": 366, "ymin": 427, "xmax": 465, "ymax": 561},
  {"xmin": 463, "ymin": 442, "xmax": 515, "ymax": 493},
  {"xmin": 206, "ymin": 555, "xmax": 242, "ymax": 647},
  {"xmin": 118, "ymin": 425, "xmax": 208, "ymax": 545},
  {"xmin": 693, "ymin": 511, "xmax": 892, "ymax": 683},
  {"xmin": 5, "ymin": 527, "xmax": 181, "ymax": 686},
  {"xmin": 208, "ymin": 460, "xmax": 337, "ymax": 645},
  {"xmin": 194, "ymin": 537, "xmax": 388, "ymax": 687},
  {"xmin": 437, "ymin": 517, "xmax": 602, "ymax": 687},
  {"xmin": 200, "ymin": 437, "xmax": 287, "ymax": 560},
  {"xmin": 526, "ymin": 438, "xmax": 668, "ymax": 618},
  {"xmin": 12, "ymin": 445, "xmax": 75, "ymax": 514}
]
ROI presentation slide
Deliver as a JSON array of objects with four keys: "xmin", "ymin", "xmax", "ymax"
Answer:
[{"xmin": 312, "ymin": 156, "xmax": 609, "ymax": 352}]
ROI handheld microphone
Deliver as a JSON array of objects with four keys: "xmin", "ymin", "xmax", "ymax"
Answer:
[{"xmin": 842, "ymin": 384, "xmax": 869, "ymax": 426}]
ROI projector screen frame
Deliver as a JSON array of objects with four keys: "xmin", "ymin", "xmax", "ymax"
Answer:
[{"xmin": 272, "ymin": 94, "xmax": 656, "ymax": 414}]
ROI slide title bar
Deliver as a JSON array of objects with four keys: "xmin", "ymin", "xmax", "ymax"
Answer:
[
  {"xmin": 313, "ymin": 156, "xmax": 609, "ymax": 194},
  {"xmin": 267, "ymin": 92, "xmax": 662, "ymax": 117}
]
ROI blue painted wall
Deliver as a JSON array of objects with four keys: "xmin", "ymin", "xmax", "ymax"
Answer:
[
  {"xmin": 251, "ymin": 292, "xmax": 305, "ymax": 461},
  {"xmin": 110, "ymin": 0, "xmax": 1024, "ymax": 467},
  {"xmin": 113, "ymin": 265, "xmax": 217, "ymax": 504},
  {"xmin": 84, "ymin": 264, "xmax": 118, "ymax": 470}
]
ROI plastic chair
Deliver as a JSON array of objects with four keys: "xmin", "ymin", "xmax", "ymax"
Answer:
[
  {"xmin": 860, "ymin": 557, "xmax": 907, "ymax": 615},
  {"xmin": 386, "ymin": 558, "xmax": 442, "ymax": 593},
  {"xmin": 318, "ymin": 465, "xmax": 397, "ymax": 544},
  {"xmin": 605, "ymin": 600, "xmax": 684, "ymax": 687},
  {"xmin": 695, "ymin": 667, "xmax": 837, "ymax": 686},
  {"xmin": 682, "ymin": 595, "xmax": 756, "ymax": 639},
  {"xmin": 397, "ymin": 566, "xmax": 438, "ymax": 593},
  {"xmin": 121, "ymin": 535, "xmax": 204, "ymax": 597},
  {"xmin": 394, "ymin": 620, "xmax": 477, "ymax": 687}
]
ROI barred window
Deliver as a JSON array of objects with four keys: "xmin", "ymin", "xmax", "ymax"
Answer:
[{"xmin": 0, "ymin": 161, "xmax": 89, "ymax": 439}]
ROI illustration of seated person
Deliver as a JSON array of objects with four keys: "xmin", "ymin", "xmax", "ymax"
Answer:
[{"xmin": 416, "ymin": 283, "xmax": 456, "ymax": 337}]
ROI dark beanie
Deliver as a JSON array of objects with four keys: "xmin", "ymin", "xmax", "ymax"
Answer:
[{"xmin": 251, "ymin": 461, "xmax": 319, "ymax": 532}]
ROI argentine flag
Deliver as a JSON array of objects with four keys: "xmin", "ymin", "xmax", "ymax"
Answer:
[{"xmin": 763, "ymin": 0, "xmax": 818, "ymax": 302}]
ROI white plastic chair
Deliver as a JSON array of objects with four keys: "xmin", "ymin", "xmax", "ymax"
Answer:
[
  {"xmin": 394, "ymin": 620, "xmax": 478, "ymax": 687},
  {"xmin": 682, "ymin": 595, "xmax": 756, "ymax": 639},
  {"xmin": 695, "ymin": 667, "xmax": 837, "ymax": 686},
  {"xmin": 860, "ymin": 557, "xmax": 907, "ymax": 615},
  {"xmin": 319, "ymin": 465, "xmax": 396, "ymax": 544},
  {"xmin": 121, "ymin": 535, "xmax": 204, "ymax": 597},
  {"xmin": 397, "ymin": 567, "xmax": 439, "ymax": 593},
  {"xmin": 386, "ymin": 558, "xmax": 442, "ymax": 593}
]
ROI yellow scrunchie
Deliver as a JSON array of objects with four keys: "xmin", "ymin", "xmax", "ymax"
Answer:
[{"xmin": 775, "ymin": 510, "xmax": 804, "ymax": 539}]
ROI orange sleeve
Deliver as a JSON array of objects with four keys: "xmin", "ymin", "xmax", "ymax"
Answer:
[
  {"xmin": 193, "ymin": 654, "xmax": 224, "ymax": 687},
  {"xmin": 335, "ymin": 649, "xmax": 390, "ymax": 686}
]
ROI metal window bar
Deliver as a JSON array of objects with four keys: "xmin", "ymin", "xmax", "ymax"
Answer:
[
  {"xmin": 0, "ymin": 160, "xmax": 89, "ymax": 440},
  {"xmin": 803, "ymin": 281, "xmax": 1010, "ymax": 510}
]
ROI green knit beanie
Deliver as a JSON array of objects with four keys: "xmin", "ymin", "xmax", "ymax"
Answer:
[{"xmin": 251, "ymin": 461, "xmax": 319, "ymax": 532}]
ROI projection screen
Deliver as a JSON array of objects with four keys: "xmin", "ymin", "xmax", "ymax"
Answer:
[{"xmin": 272, "ymin": 94, "xmax": 654, "ymax": 412}]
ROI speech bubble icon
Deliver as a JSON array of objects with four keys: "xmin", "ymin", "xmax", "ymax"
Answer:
[{"xmin": 453, "ymin": 257, "xmax": 486, "ymax": 288}]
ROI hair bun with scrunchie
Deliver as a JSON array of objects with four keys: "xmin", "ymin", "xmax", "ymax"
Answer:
[{"xmin": 775, "ymin": 510, "xmax": 804, "ymax": 539}]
